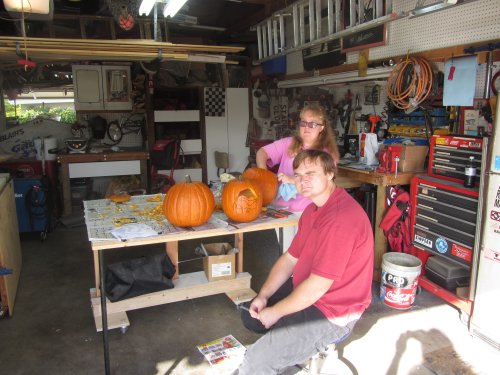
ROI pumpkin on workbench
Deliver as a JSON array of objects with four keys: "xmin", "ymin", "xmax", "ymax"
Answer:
[
  {"xmin": 242, "ymin": 167, "xmax": 278, "ymax": 206},
  {"xmin": 163, "ymin": 176, "xmax": 215, "ymax": 227},
  {"xmin": 222, "ymin": 179, "xmax": 263, "ymax": 222}
]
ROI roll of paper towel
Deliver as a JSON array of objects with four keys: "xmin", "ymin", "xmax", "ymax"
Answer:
[{"xmin": 34, "ymin": 137, "xmax": 58, "ymax": 161}]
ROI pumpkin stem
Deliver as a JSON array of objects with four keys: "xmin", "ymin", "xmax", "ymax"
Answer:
[{"xmin": 185, "ymin": 175, "xmax": 192, "ymax": 183}]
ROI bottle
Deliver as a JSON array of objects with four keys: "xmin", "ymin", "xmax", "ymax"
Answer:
[{"xmin": 464, "ymin": 156, "xmax": 476, "ymax": 188}]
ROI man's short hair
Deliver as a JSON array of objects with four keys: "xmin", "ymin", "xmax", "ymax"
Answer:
[{"xmin": 293, "ymin": 149, "xmax": 337, "ymax": 175}]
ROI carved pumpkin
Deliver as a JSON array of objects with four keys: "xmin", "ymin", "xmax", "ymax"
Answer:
[
  {"xmin": 163, "ymin": 176, "xmax": 215, "ymax": 227},
  {"xmin": 242, "ymin": 167, "xmax": 278, "ymax": 206},
  {"xmin": 222, "ymin": 179, "xmax": 263, "ymax": 222}
]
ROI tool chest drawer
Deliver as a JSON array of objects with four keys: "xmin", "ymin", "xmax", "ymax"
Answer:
[
  {"xmin": 410, "ymin": 175, "xmax": 479, "ymax": 268},
  {"xmin": 428, "ymin": 135, "xmax": 483, "ymax": 185}
]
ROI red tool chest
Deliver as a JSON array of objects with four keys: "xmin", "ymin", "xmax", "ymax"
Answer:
[
  {"xmin": 410, "ymin": 174, "xmax": 479, "ymax": 269},
  {"xmin": 428, "ymin": 135, "xmax": 483, "ymax": 185}
]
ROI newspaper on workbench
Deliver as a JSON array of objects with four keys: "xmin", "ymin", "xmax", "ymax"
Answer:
[
  {"xmin": 83, "ymin": 194, "xmax": 189, "ymax": 241},
  {"xmin": 197, "ymin": 334, "xmax": 246, "ymax": 370}
]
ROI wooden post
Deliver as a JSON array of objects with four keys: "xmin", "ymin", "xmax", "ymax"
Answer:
[
  {"xmin": 166, "ymin": 242, "xmax": 179, "ymax": 279},
  {"xmin": 235, "ymin": 233, "xmax": 244, "ymax": 273}
]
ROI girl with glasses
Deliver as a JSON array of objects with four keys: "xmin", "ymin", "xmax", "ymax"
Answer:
[{"xmin": 255, "ymin": 103, "xmax": 340, "ymax": 251}]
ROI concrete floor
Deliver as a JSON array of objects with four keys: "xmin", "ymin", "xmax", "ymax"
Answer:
[{"xmin": 1, "ymin": 220, "xmax": 499, "ymax": 375}]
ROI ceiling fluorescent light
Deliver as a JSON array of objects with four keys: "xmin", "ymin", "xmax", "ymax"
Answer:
[
  {"xmin": 4, "ymin": 0, "xmax": 53, "ymax": 20},
  {"xmin": 139, "ymin": 0, "xmax": 157, "ymax": 16},
  {"xmin": 277, "ymin": 67, "xmax": 393, "ymax": 88},
  {"xmin": 163, "ymin": 0, "xmax": 188, "ymax": 18}
]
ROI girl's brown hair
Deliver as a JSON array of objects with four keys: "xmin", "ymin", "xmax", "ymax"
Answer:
[{"xmin": 288, "ymin": 103, "xmax": 340, "ymax": 163}]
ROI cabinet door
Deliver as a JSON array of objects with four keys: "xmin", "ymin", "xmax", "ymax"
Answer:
[
  {"xmin": 102, "ymin": 66, "xmax": 133, "ymax": 110},
  {"xmin": 72, "ymin": 65, "xmax": 103, "ymax": 110}
]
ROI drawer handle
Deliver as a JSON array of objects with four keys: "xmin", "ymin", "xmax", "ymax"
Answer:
[
  {"xmin": 435, "ymin": 151, "xmax": 451, "ymax": 155},
  {"xmin": 417, "ymin": 203, "xmax": 434, "ymax": 210},
  {"xmin": 418, "ymin": 194, "xmax": 436, "ymax": 200},
  {"xmin": 419, "ymin": 183, "xmax": 437, "ymax": 190},
  {"xmin": 418, "ymin": 214, "xmax": 438, "ymax": 222},
  {"xmin": 415, "ymin": 223, "xmax": 429, "ymax": 230},
  {"xmin": 433, "ymin": 164, "xmax": 456, "ymax": 171}
]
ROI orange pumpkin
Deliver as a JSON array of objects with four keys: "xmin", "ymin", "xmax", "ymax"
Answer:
[
  {"xmin": 222, "ymin": 179, "xmax": 263, "ymax": 222},
  {"xmin": 242, "ymin": 167, "xmax": 278, "ymax": 206},
  {"xmin": 163, "ymin": 176, "xmax": 215, "ymax": 227}
]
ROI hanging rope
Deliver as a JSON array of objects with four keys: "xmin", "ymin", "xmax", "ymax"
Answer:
[{"xmin": 387, "ymin": 56, "xmax": 434, "ymax": 110}]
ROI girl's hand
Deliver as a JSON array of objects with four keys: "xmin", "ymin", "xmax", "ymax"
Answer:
[{"xmin": 277, "ymin": 173, "xmax": 294, "ymax": 184}]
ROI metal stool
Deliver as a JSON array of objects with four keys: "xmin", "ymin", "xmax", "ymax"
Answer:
[{"xmin": 307, "ymin": 343, "xmax": 353, "ymax": 375}]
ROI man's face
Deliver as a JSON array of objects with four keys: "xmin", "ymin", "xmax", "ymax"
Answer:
[{"xmin": 293, "ymin": 158, "xmax": 333, "ymax": 199}]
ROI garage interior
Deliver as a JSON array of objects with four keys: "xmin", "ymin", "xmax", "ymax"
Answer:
[{"xmin": 1, "ymin": 1, "xmax": 500, "ymax": 374}]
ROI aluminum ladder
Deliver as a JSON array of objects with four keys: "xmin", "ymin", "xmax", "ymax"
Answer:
[{"xmin": 254, "ymin": 0, "xmax": 393, "ymax": 62}]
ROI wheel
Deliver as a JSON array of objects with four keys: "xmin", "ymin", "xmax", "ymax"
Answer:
[
  {"xmin": 40, "ymin": 231, "xmax": 47, "ymax": 242},
  {"xmin": 416, "ymin": 285, "xmax": 422, "ymax": 295},
  {"xmin": 120, "ymin": 325, "xmax": 128, "ymax": 334}
]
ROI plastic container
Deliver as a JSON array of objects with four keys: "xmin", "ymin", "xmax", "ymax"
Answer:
[
  {"xmin": 380, "ymin": 252, "xmax": 422, "ymax": 309},
  {"xmin": 425, "ymin": 256, "xmax": 470, "ymax": 291}
]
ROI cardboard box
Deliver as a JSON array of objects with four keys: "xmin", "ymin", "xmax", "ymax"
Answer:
[
  {"xmin": 201, "ymin": 242, "xmax": 236, "ymax": 281},
  {"xmin": 398, "ymin": 145, "xmax": 429, "ymax": 173}
]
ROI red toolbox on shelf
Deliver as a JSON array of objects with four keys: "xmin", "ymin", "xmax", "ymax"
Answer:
[
  {"xmin": 410, "ymin": 174, "xmax": 479, "ymax": 268},
  {"xmin": 428, "ymin": 135, "xmax": 483, "ymax": 185}
]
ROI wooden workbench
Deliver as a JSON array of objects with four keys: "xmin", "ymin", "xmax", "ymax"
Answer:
[
  {"xmin": 336, "ymin": 166, "xmax": 416, "ymax": 281},
  {"xmin": 57, "ymin": 150, "xmax": 149, "ymax": 216},
  {"xmin": 86, "ymin": 204, "xmax": 299, "ymax": 374}
]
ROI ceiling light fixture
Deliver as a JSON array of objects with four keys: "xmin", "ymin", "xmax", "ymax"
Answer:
[
  {"xmin": 139, "ymin": 0, "xmax": 156, "ymax": 16},
  {"xmin": 3, "ymin": 0, "xmax": 53, "ymax": 20},
  {"xmin": 163, "ymin": 0, "xmax": 188, "ymax": 18},
  {"xmin": 277, "ymin": 67, "xmax": 393, "ymax": 88}
]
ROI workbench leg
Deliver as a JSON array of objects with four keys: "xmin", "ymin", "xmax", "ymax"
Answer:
[
  {"xmin": 235, "ymin": 233, "xmax": 243, "ymax": 273},
  {"xmin": 166, "ymin": 242, "xmax": 179, "ymax": 280},
  {"xmin": 61, "ymin": 162, "xmax": 72, "ymax": 216},
  {"xmin": 139, "ymin": 159, "xmax": 148, "ymax": 193},
  {"xmin": 374, "ymin": 184, "xmax": 388, "ymax": 281},
  {"xmin": 99, "ymin": 250, "xmax": 111, "ymax": 375},
  {"xmin": 94, "ymin": 251, "xmax": 100, "ymax": 297}
]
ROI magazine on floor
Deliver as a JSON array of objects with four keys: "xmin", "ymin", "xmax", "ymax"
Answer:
[{"xmin": 197, "ymin": 334, "xmax": 246, "ymax": 369}]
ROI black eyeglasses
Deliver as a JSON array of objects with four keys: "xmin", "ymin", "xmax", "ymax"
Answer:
[{"xmin": 299, "ymin": 120, "xmax": 323, "ymax": 129}]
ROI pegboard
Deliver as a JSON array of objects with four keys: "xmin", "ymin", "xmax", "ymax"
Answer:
[
  {"xmin": 76, "ymin": 112, "xmax": 145, "ymax": 148},
  {"xmin": 343, "ymin": 0, "xmax": 500, "ymax": 101},
  {"xmin": 346, "ymin": 0, "xmax": 500, "ymax": 63}
]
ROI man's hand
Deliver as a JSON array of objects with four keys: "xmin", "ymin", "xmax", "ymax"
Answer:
[
  {"xmin": 249, "ymin": 295, "xmax": 268, "ymax": 319},
  {"xmin": 257, "ymin": 306, "xmax": 282, "ymax": 329}
]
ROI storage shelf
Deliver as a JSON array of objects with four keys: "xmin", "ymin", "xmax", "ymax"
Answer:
[{"xmin": 154, "ymin": 110, "xmax": 200, "ymax": 122}]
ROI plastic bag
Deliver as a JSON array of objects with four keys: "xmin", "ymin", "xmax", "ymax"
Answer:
[
  {"xmin": 105, "ymin": 253, "xmax": 176, "ymax": 302},
  {"xmin": 359, "ymin": 133, "xmax": 379, "ymax": 165}
]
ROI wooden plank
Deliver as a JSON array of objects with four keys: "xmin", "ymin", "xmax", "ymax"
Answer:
[
  {"xmin": 91, "ymin": 271, "xmax": 252, "ymax": 317},
  {"xmin": 90, "ymin": 215, "xmax": 300, "ymax": 251},
  {"xmin": 225, "ymin": 288, "xmax": 257, "ymax": 304},
  {"xmin": 90, "ymin": 289, "xmax": 130, "ymax": 332},
  {"xmin": 0, "ymin": 180, "xmax": 22, "ymax": 316}
]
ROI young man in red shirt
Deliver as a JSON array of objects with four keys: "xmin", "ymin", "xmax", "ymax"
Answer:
[{"xmin": 234, "ymin": 149, "xmax": 374, "ymax": 375}]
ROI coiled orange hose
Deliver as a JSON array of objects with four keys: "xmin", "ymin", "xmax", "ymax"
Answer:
[{"xmin": 387, "ymin": 56, "xmax": 434, "ymax": 110}]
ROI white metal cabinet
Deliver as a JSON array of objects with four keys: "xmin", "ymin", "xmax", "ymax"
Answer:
[{"xmin": 72, "ymin": 65, "xmax": 132, "ymax": 111}]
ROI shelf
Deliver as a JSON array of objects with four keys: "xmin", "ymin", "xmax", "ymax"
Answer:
[
  {"xmin": 180, "ymin": 139, "xmax": 202, "ymax": 154},
  {"xmin": 158, "ymin": 168, "xmax": 203, "ymax": 182},
  {"xmin": 154, "ymin": 110, "xmax": 200, "ymax": 122}
]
